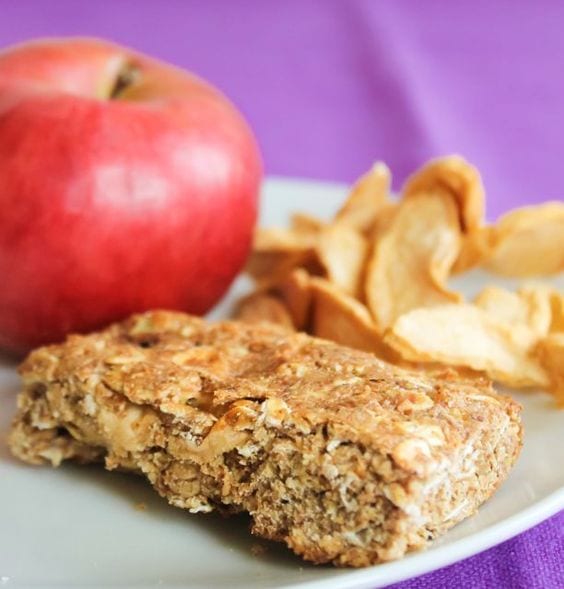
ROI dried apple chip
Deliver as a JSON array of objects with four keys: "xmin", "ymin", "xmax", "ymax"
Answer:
[
  {"xmin": 246, "ymin": 249, "xmax": 311, "ymax": 286},
  {"xmin": 404, "ymin": 156, "xmax": 486, "ymax": 274},
  {"xmin": 310, "ymin": 278, "xmax": 396, "ymax": 361},
  {"xmin": 549, "ymin": 291, "xmax": 564, "ymax": 332},
  {"xmin": 451, "ymin": 229, "xmax": 490, "ymax": 274},
  {"xmin": 273, "ymin": 268, "xmax": 312, "ymax": 330},
  {"xmin": 316, "ymin": 224, "xmax": 368, "ymax": 297},
  {"xmin": 290, "ymin": 212, "xmax": 324, "ymax": 234},
  {"xmin": 403, "ymin": 156, "xmax": 485, "ymax": 232},
  {"xmin": 246, "ymin": 227, "xmax": 317, "ymax": 284},
  {"xmin": 365, "ymin": 191, "xmax": 462, "ymax": 330},
  {"xmin": 235, "ymin": 293, "xmax": 294, "ymax": 329},
  {"xmin": 334, "ymin": 162, "xmax": 391, "ymax": 233},
  {"xmin": 536, "ymin": 333, "xmax": 564, "ymax": 406},
  {"xmin": 484, "ymin": 202, "xmax": 564, "ymax": 276},
  {"xmin": 367, "ymin": 201, "xmax": 399, "ymax": 243},
  {"xmin": 385, "ymin": 304, "xmax": 549, "ymax": 388},
  {"xmin": 474, "ymin": 286, "xmax": 526, "ymax": 323},
  {"xmin": 474, "ymin": 284, "xmax": 553, "ymax": 345}
]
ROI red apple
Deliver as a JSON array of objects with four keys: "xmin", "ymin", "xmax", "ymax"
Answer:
[{"xmin": 0, "ymin": 37, "xmax": 261, "ymax": 354}]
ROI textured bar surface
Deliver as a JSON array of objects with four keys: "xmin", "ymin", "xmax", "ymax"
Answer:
[{"xmin": 9, "ymin": 311, "xmax": 522, "ymax": 566}]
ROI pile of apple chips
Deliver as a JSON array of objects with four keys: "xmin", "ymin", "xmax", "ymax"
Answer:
[{"xmin": 237, "ymin": 156, "xmax": 564, "ymax": 405}]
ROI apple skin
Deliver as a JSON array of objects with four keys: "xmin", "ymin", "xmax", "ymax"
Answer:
[{"xmin": 0, "ymin": 38, "xmax": 262, "ymax": 354}]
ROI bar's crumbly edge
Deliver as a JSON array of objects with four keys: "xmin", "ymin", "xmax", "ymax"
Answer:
[{"xmin": 8, "ymin": 311, "xmax": 523, "ymax": 567}]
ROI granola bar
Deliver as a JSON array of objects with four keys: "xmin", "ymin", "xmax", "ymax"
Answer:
[{"xmin": 9, "ymin": 311, "xmax": 522, "ymax": 566}]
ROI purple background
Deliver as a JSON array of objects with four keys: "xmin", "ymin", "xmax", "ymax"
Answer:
[{"xmin": 1, "ymin": 0, "xmax": 563, "ymax": 587}]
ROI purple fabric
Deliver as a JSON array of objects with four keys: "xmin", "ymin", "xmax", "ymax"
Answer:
[
  {"xmin": 1, "ymin": 1, "xmax": 562, "ymax": 586},
  {"xmin": 389, "ymin": 514, "xmax": 564, "ymax": 589}
]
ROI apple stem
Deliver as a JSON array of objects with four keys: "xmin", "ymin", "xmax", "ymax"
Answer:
[{"xmin": 109, "ymin": 63, "xmax": 139, "ymax": 100}]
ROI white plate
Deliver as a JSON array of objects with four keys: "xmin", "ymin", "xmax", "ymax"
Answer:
[{"xmin": 1, "ymin": 177, "xmax": 563, "ymax": 589}]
